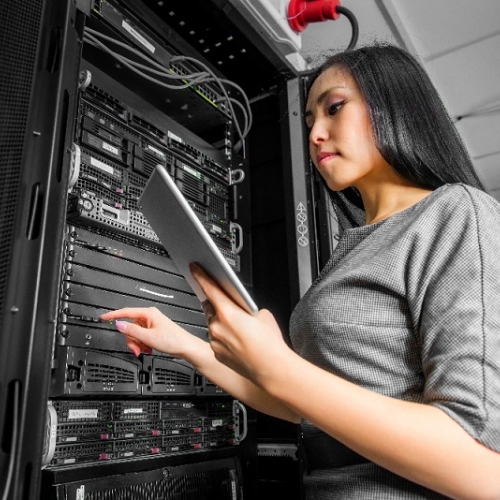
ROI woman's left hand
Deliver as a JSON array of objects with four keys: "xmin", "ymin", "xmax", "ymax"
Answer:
[{"xmin": 190, "ymin": 263, "xmax": 293, "ymax": 388}]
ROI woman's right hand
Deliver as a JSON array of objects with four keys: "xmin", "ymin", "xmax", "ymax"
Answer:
[{"xmin": 100, "ymin": 307, "xmax": 197, "ymax": 358}]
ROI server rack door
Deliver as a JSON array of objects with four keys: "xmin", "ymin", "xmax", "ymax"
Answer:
[{"xmin": 0, "ymin": 1, "xmax": 84, "ymax": 499}]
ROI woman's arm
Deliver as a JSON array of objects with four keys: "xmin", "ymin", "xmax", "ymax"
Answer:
[
  {"xmin": 99, "ymin": 306, "xmax": 300, "ymax": 423},
  {"xmin": 264, "ymin": 350, "xmax": 500, "ymax": 500},
  {"xmin": 189, "ymin": 264, "xmax": 500, "ymax": 500}
]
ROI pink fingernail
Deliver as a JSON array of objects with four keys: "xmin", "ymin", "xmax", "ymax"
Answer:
[{"xmin": 115, "ymin": 320, "xmax": 129, "ymax": 332}]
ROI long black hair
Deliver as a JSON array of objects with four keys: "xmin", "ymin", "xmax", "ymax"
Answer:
[{"xmin": 307, "ymin": 43, "xmax": 484, "ymax": 229}]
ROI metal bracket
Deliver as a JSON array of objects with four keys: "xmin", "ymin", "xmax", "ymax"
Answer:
[{"xmin": 258, "ymin": 442, "xmax": 299, "ymax": 460}]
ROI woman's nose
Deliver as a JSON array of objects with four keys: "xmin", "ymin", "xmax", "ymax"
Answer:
[{"xmin": 309, "ymin": 119, "xmax": 329, "ymax": 145}]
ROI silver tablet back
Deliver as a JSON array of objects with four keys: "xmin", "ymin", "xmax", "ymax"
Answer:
[{"xmin": 139, "ymin": 165, "xmax": 258, "ymax": 315}]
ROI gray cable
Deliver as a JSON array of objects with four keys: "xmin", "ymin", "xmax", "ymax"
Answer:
[{"xmin": 84, "ymin": 27, "xmax": 253, "ymax": 154}]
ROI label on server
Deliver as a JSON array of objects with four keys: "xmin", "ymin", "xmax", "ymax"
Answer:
[
  {"xmin": 102, "ymin": 141, "xmax": 119, "ymax": 155},
  {"xmin": 89, "ymin": 155, "xmax": 115, "ymax": 175},
  {"xmin": 68, "ymin": 409, "xmax": 99, "ymax": 419},
  {"xmin": 167, "ymin": 131, "xmax": 183, "ymax": 144},
  {"xmin": 122, "ymin": 20, "xmax": 155, "ymax": 53},
  {"xmin": 147, "ymin": 144, "xmax": 166, "ymax": 160},
  {"xmin": 124, "ymin": 408, "xmax": 144, "ymax": 414}
]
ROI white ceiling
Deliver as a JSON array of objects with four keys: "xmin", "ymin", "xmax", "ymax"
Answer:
[{"xmin": 297, "ymin": 0, "xmax": 500, "ymax": 201}]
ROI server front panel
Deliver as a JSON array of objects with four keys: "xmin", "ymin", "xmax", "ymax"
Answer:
[{"xmin": 41, "ymin": 0, "xmax": 255, "ymax": 497}]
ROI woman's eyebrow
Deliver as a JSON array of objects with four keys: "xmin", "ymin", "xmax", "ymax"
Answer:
[{"xmin": 305, "ymin": 85, "xmax": 348, "ymax": 117}]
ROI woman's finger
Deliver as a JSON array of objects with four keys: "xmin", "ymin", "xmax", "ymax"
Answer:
[
  {"xmin": 126, "ymin": 336, "xmax": 152, "ymax": 357},
  {"xmin": 201, "ymin": 300, "xmax": 217, "ymax": 326},
  {"xmin": 100, "ymin": 306, "xmax": 195, "ymax": 358},
  {"xmin": 100, "ymin": 307, "xmax": 156, "ymax": 324},
  {"xmin": 189, "ymin": 263, "xmax": 241, "ymax": 312},
  {"xmin": 113, "ymin": 318, "xmax": 154, "ymax": 346},
  {"xmin": 102, "ymin": 312, "xmax": 159, "ymax": 353},
  {"xmin": 100, "ymin": 308, "xmax": 160, "ymax": 355}
]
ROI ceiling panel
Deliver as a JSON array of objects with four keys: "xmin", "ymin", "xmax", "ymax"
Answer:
[
  {"xmin": 389, "ymin": 0, "xmax": 500, "ymax": 59},
  {"xmin": 474, "ymin": 152, "xmax": 500, "ymax": 195},
  {"xmin": 457, "ymin": 112, "xmax": 500, "ymax": 159},
  {"xmin": 423, "ymin": 33, "xmax": 500, "ymax": 187},
  {"xmin": 423, "ymin": 34, "xmax": 500, "ymax": 118}
]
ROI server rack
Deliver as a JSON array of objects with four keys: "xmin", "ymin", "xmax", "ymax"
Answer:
[{"xmin": 0, "ymin": 1, "xmax": 325, "ymax": 499}]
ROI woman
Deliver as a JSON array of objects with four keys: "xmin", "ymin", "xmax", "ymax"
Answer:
[{"xmin": 101, "ymin": 44, "xmax": 500, "ymax": 498}]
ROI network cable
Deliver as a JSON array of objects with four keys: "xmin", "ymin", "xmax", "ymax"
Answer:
[{"xmin": 83, "ymin": 27, "xmax": 253, "ymax": 155}]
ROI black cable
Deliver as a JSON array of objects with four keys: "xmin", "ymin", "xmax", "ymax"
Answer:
[{"xmin": 336, "ymin": 6, "xmax": 359, "ymax": 50}]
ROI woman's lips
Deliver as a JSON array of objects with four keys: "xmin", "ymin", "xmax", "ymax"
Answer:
[{"xmin": 317, "ymin": 152, "xmax": 338, "ymax": 165}]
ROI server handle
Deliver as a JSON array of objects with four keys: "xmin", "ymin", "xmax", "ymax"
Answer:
[
  {"xmin": 232, "ymin": 400, "xmax": 248, "ymax": 443},
  {"xmin": 41, "ymin": 402, "xmax": 58, "ymax": 467},
  {"xmin": 230, "ymin": 222, "xmax": 244, "ymax": 255}
]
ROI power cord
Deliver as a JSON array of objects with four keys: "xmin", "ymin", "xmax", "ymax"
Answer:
[{"xmin": 336, "ymin": 6, "xmax": 359, "ymax": 50}]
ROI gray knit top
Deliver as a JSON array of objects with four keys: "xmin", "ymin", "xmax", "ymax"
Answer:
[{"xmin": 289, "ymin": 183, "xmax": 500, "ymax": 499}]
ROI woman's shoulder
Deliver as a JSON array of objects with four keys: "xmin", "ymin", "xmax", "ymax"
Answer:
[
  {"xmin": 419, "ymin": 183, "xmax": 500, "ymax": 224},
  {"xmin": 433, "ymin": 182, "xmax": 498, "ymax": 205},
  {"xmin": 383, "ymin": 183, "xmax": 500, "ymax": 247}
]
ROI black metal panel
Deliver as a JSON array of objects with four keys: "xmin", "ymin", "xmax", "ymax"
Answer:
[
  {"xmin": 68, "ymin": 225, "xmax": 180, "ymax": 274},
  {"xmin": 280, "ymin": 76, "xmax": 319, "ymax": 305},
  {"xmin": 61, "ymin": 283, "xmax": 206, "ymax": 325},
  {"xmin": 64, "ymin": 263, "xmax": 201, "ymax": 309},
  {"xmin": 67, "ymin": 244, "xmax": 191, "ymax": 293},
  {"xmin": 146, "ymin": 357, "xmax": 196, "ymax": 395},
  {"xmin": 49, "ymin": 456, "xmax": 243, "ymax": 500},
  {"xmin": 51, "ymin": 347, "xmax": 142, "ymax": 397},
  {"xmin": 0, "ymin": 1, "xmax": 83, "ymax": 499}
]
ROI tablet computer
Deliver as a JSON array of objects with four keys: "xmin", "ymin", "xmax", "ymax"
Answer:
[{"xmin": 139, "ymin": 164, "xmax": 258, "ymax": 315}]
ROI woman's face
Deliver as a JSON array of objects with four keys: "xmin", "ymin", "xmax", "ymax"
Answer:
[{"xmin": 305, "ymin": 65, "xmax": 392, "ymax": 192}]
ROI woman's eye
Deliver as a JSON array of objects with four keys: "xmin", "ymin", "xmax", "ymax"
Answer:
[{"xmin": 327, "ymin": 101, "xmax": 344, "ymax": 116}]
